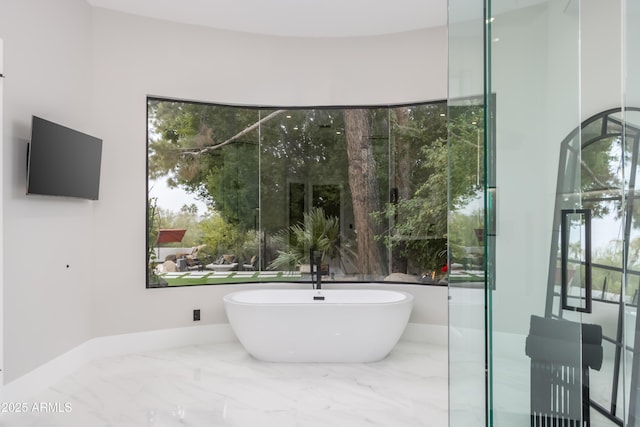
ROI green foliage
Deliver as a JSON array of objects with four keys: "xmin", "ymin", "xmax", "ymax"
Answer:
[
  {"xmin": 449, "ymin": 210, "xmax": 482, "ymax": 246},
  {"xmin": 590, "ymin": 241, "xmax": 622, "ymax": 296},
  {"xmin": 198, "ymin": 209, "xmax": 257, "ymax": 261},
  {"xmin": 147, "ymin": 197, "xmax": 162, "ymax": 285},
  {"xmin": 148, "ymin": 100, "xmax": 463, "ymax": 276},
  {"xmin": 148, "ymin": 100, "xmax": 260, "ymax": 231},
  {"xmin": 447, "ymin": 106, "xmax": 485, "ymax": 207},
  {"xmin": 268, "ymin": 207, "xmax": 342, "ymax": 270},
  {"xmin": 258, "ymin": 108, "xmax": 351, "ymax": 234},
  {"xmin": 147, "ymin": 197, "xmax": 159, "ymax": 262},
  {"xmin": 580, "ymin": 136, "xmax": 624, "ymax": 219},
  {"xmin": 587, "ymin": 235, "xmax": 640, "ymax": 297},
  {"xmin": 373, "ymin": 103, "xmax": 483, "ymax": 272}
]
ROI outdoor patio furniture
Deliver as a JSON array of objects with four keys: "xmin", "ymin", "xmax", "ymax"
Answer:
[
  {"xmin": 243, "ymin": 255, "xmax": 258, "ymax": 271},
  {"xmin": 178, "ymin": 244, "xmax": 206, "ymax": 271},
  {"xmin": 205, "ymin": 254, "xmax": 239, "ymax": 271}
]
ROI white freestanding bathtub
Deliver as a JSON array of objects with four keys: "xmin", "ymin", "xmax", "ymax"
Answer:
[{"xmin": 223, "ymin": 288, "xmax": 414, "ymax": 362}]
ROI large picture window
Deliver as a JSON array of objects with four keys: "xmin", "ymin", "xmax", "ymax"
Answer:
[{"xmin": 146, "ymin": 98, "xmax": 484, "ymax": 287}]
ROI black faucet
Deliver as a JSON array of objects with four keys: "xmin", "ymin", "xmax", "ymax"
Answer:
[
  {"xmin": 310, "ymin": 250, "xmax": 322, "ymax": 290},
  {"xmin": 315, "ymin": 252, "xmax": 322, "ymax": 290}
]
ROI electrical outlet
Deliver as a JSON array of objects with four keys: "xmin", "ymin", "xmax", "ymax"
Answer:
[{"xmin": 193, "ymin": 309, "xmax": 200, "ymax": 321}]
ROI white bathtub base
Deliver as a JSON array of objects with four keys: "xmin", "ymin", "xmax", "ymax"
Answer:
[{"xmin": 224, "ymin": 289, "xmax": 414, "ymax": 363}]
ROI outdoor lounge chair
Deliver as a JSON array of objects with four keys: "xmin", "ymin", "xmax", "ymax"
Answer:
[
  {"xmin": 205, "ymin": 254, "xmax": 239, "ymax": 271},
  {"xmin": 243, "ymin": 255, "xmax": 258, "ymax": 271},
  {"xmin": 176, "ymin": 244, "xmax": 206, "ymax": 271}
]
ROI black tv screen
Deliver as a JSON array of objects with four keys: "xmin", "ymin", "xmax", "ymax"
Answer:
[{"xmin": 27, "ymin": 116, "xmax": 103, "ymax": 200}]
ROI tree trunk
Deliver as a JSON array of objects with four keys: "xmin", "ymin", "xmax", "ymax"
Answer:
[
  {"xmin": 343, "ymin": 109, "xmax": 386, "ymax": 276},
  {"xmin": 392, "ymin": 107, "xmax": 411, "ymax": 273}
]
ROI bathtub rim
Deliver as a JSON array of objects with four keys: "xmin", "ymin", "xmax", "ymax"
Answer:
[{"xmin": 223, "ymin": 288, "xmax": 415, "ymax": 306}]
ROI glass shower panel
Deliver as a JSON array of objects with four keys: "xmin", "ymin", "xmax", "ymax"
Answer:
[
  {"xmin": 550, "ymin": 132, "xmax": 583, "ymax": 317},
  {"xmin": 549, "ymin": 109, "xmax": 640, "ymax": 425},
  {"xmin": 482, "ymin": 0, "xmax": 636, "ymax": 425},
  {"xmin": 488, "ymin": 1, "xmax": 584, "ymax": 426},
  {"xmin": 625, "ymin": 0, "xmax": 640, "ymax": 415},
  {"xmin": 447, "ymin": 0, "xmax": 486, "ymax": 426}
]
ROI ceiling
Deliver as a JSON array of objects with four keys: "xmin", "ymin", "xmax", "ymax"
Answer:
[{"xmin": 86, "ymin": 0, "xmax": 447, "ymax": 38}]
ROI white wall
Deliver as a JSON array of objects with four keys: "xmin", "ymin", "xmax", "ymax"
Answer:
[
  {"xmin": 0, "ymin": 38, "xmax": 4, "ymax": 386},
  {"xmin": 89, "ymin": 8, "xmax": 447, "ymax": 338},
  {"xmin": 0, "ymin": 3, "xmax": 448, "ymax": 383},
  {"xmin": 0, "ymin": 0, "xmax": 96, "ymax": 383}
]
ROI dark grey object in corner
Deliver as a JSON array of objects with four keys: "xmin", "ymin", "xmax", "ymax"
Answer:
[{"xmin": 525, "ymin": 315, "xmax": 603, "ymax": 426}]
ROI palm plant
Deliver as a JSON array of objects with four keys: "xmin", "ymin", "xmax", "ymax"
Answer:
[{"xmin": 268, "ymin": 207, "xmax": 343, "ymax": 271}]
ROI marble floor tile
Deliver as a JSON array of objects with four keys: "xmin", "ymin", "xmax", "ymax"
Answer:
[{"xmin": 0, "ymin": 340, "xmax": 448, "ymax": 427}]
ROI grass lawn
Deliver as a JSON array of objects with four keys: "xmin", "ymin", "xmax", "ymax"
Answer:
[{"xmin": 160, "ymin": 271, "xmax": 303, "ymax": 286}]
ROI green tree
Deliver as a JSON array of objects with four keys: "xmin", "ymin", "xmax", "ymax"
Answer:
[
  {"xmin": 258, "ymin": 108, "xmax": 350, "ymax": 234},
  {"xmin": 198, "ymin": 209, "xmax": 257, "ymax": 262},
  {"xmin": 375, "ymin": 103, "xmax": 481, "ymax": 273},
  {"xmin": 148, "ymin": 100, "xmax": 262, "ymax": 232},
  {"xmin": 343, "ymin": 109, "xmax": 387, "ymax": 276},
  {"xmin": 148, "ymin": 100, "xmax": 461, "ymax": 277}
]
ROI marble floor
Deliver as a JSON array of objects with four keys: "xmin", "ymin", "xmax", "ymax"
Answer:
[{"xmin": 0, "ymin": 340, "xmax": 448, "ymax": 427}]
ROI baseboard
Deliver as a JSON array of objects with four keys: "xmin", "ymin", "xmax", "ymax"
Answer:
[
  {"xmin": 401, "ymin": 323, "xmax": 448, "ymax": 346},
  {"xmin": 1, "ymin": 339, "xmax": 94, "ymax": 403},
  {"xmin": 1, "ymin": 322, "xmax": 443, "ymax": 403},
  {"xmin": 88, "ymin": 323, "xmax": 237, "ymax": 360},
  {"xmin": 1, "ymin": 323, "xmax": 236, "ymax": 402}
]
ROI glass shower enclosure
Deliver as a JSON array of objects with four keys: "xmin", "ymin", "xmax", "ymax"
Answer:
[{"xmin": 448, "ymin": 0, "xmax": 640, "ymax": 426}]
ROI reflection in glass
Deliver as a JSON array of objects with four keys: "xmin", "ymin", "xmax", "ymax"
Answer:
[
  {"xmin": 561, "ymin": 209, "xmax": 592, "ymax": 313},
  {"xmin": 146, "ymin": 100, "xmax": 461, "ymax": 287},
  {"xmin": 549, "ymin": 108, "xmax": 640, "ymax": 424}
]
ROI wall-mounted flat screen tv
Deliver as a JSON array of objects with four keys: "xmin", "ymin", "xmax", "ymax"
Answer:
[{"xmin": 27, "ymin": 116, "xmax": 103, "ymax": 200}]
